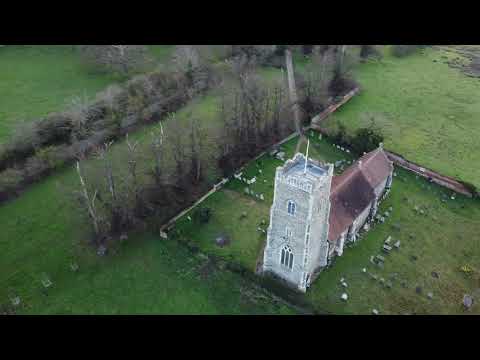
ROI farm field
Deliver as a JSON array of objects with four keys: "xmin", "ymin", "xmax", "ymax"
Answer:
[
  {"xmin": 0, "ymin": 65, "xmax": 289, "ymax": 314},
  {"xmin": 0, "ymin": 45, "xmax": 175, "ymax": 142},
  {"xmin": 173, "ymin": 131, "xmax": 480, "ymax": 314},
  {"xmin": 321, "ymin": 46, "xmax": 480, "ymax": 189}
]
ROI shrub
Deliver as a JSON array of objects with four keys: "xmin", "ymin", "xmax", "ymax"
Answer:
[
  {"xmin": 194, "ymin": 207, "xmax": 212, "ymax": 224},
  {"xmin": 0, "ymin": 168, "xmax": 24, "ymax": 194},
  {"xmin": 350, "ymin": 122, "xmax": 384, "ymax": 155},
  {"xmin": 360, "ymin": 45, "xmax": 382, "ymax": 60},
  {"xmin": 391, "ymin": 45, "xmax": 421, "ymax": 58}
]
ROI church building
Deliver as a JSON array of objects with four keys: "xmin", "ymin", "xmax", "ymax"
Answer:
[{"xmin": 262, "ymin": 145, "xmax": 393, "ymax": 292}]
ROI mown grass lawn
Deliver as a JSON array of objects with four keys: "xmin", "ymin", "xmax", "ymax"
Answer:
[
  {"xmin": 0, "ymin": 45, "xmax": 175, "ymax": 143},
  {"xmin": 322, "ymin": 46, "xmax": 480, "ymax": 189},
  {"xmin": 174, "ymin": 131, "xmax": 480, "ymax": 314}
]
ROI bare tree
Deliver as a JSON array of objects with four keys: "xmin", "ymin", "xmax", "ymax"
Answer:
[
  {"xmin": 77, "ymin": 45, "xmax": 152, "ymax": 75},
  {"xmin": 189, "ymin": 116, "xmax": 204, "ymax": 184},
  {"xmin": 75, "ymin": 161, "xmax": 102, "ymax": 243}
]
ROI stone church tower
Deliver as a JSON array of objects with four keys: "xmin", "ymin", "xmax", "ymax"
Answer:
[{"xmin": 262, "ymin": 153, "xmax": 334, "ymax": 292}]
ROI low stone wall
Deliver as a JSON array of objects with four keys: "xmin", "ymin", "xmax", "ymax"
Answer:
[
  {"xmin": 385, "ymin": 151, "xmax": 474, "ymax": 197},
  {"xmin": 311, "ymin": 87, "xmax": 360, "ymax": 128}
]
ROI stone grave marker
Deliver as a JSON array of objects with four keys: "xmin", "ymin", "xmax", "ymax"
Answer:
[
  {"xmin": 41, "ymin": 273, "xmax": 53, "ymax": 289},
  {"xmin": 97, "ymin": 245, "xmax": 107, "ymax": 257},
  {"xmin": 383, "ymin": 244, "xmax": 393, "ymax": 253},
  {"xmin": 372, "ymin": 309, "xmax": 379, "ymax": 315},
  {"xmin": 394, "ymin": 240, "xmax": 401, "ymax": 249},
  {"xmin": 70, "ymin": 262, "xmax": 79, "ymax": 272},
  {"xmin": 341, "ymin": 293, "xmax": 348, "ymax": 301},
  {"xmin": 463, "ymin": 295, "xmax": 474, "ymax": 310},
  {"xmin": 427, "ymin": 292, "xmax": 433, "ymax": 300}
]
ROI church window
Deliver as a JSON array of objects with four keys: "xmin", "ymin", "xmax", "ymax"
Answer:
[
  {"xmin": 281, "ymin": 245, "xmax": 294, "ymax": 270},
  {"xmin": 287, "ymin": 200, "xmax": 296, "ymax": 216}
]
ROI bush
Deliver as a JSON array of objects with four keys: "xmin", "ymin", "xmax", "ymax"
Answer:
[
  {"xmin": 360, "ymin": 45, "xmax": 382, "ymax": 60},
  {"xmin": 0, "ymin": 168, "xmax": 24, "ymax": 194},
  {"xmin": 350, "ymin": 123, "xmax": 384, "ymax": 155},
  {"xmin": 194, "ymin": 207, "xmax": 212, "ymax": 224},
  {"xmin": 391, "ymin": 45, "xmax": 421, "ymax": 58}
]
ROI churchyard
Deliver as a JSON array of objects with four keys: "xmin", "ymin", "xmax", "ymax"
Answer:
[
  {"xmin": 172, "ymin": 131, "xmax": 480, "ymax": 314},
  {"xmin": 1, "ymin": 45, "xmax": 480, "ymax": 315},
  {"xmin": 321, "ymin": 45, "xmax": 480, "ymax": 190}
]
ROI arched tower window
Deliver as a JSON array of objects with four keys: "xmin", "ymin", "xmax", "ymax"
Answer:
[
  {"xmin": 287, "ymin": 200, "xmax": 296, "ymax": 216},
  {"xmin": 280, "ymin": 245, "xmax": 294, "ymax": 270}
]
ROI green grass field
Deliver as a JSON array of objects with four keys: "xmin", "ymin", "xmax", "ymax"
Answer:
[
  {"xmin": 0, "ymin": 66, "xmax": 292, "ymax": 314},
  {"xmin": 173, "ymin": 131, "xmax": 480, "ymax": 314},
  {"xmin": 0, "ymin": 45, "xmax": 175, "ymax": 143},
  {"xmin": 322, "ymin": 46, "xmax": 480, "ymax": 189}
]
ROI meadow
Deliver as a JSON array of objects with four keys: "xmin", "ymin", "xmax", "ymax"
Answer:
[
  {"xmin": 321, "ymin": 46, "xmax": 480, "ymax": 189},
  {"xmin": 0, "ymin": 45, "xmax": 174, "ymax": 142},
  {"xmin": 173, "ymin": 131, "xmax": 480, "ymax": 314}
]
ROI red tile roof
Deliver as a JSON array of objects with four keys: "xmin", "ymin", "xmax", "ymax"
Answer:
[{"xmin": 327, "ymin": 148, "xmax": 393, "ymax": 243}]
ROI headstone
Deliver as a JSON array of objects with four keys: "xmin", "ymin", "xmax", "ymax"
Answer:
[
  {"xmin": 372, "ymin": 309, "xmax": 379, "ymax": 315},
  {"xmin": 97, "ymin": 245, "xmax": 107, "ymax": 257},
  {"xmin": 375, "ymin": 255, "xmax": 385, "ymax": 263},
  {"xmin": 341, "ymin": 293, "xmax": 348, "ymax": 301},
  {"xmin": 70, "ymin": 262, "xmax": 79, "ymax": 272},
  {"xmin": 341, "ymin": 282, "xmax": 348, "ymax": 288},
  {"xmin": 427, "ymin": 292, "xmax": 433, "ymax": 300},
  {"xmin": 383, "ymin": 244, "xmax": 393, "ymax": 253},
  {"xmin": 160, "ymin": 231, "xmax": 168, "ymax": 239},
  {"xmin": 394, "ymin": 241, "xmax": 401, "ymax": 249},
  {"xmin": 362, "ymin": 268, "xmax": 367, "ymax": 273},
  {"xmin": 379, "ymin": 278, "xmax": 385, "ymax": 285},
  {"xmin": 10, "ymin": 295, "xmax": 21, "ymax": 307},
  {"xmin": 386, "ymin": 281, "xmax": 393, "ymax": 289},
  {"xmin": 240, "ymin": 211, "xmax": 247, "ymax": 219},
  {"xmin": 276, "ymin": 152, "xmax": 285, "ymax": 161},
  {"xmin": 244, "ymin": 187, "xmax": 250, "ymax": 195},
  {"xmin": 385, "ymin": 236, "xmax": 392, "ymax": 244},
  {"xmin": 340, "ymin": 277, "xmax": 345, "ymax": 283},
  {"xmin": 463, "ymin": 295, "xmax": 474, "ymax": 310},
  {"xmin": 259, "ymin": 169, "xmax": 263, "ymax": 174},
  {"xmin": 120, "ymin": 233, "xmax": 128, "ymax": 242},
  {"xmin": 41, "ymin": 273, "xmax": 53, "ymax": 288},
  {"xmin": 215, "ymin": 235, "xmax": 230, "ymax": 248},
  {"xmin": 187, "ymin": 216, "xmax": 192, "ymax": 221},
  {"xmin": 259, "ymin": 194, "xmax": 264, "ymax": 201}
]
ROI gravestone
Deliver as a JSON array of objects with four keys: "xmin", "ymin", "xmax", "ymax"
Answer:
[
  {"xmin": 97, "ymin": 245, "xmax": 107, "ymax": 257},
  {"xmin": 463, "ymin": 295, "xmax": 474, "ymax": 310},
  {"xmin": 70, "ymin": 262, "xmax": 79, "ymax": 272},
  {"xmin": 120, "ymin": 233, "xmax": 128, "ymax": 242},
  {"xmin": 372, "ymin": 309, "xmax": 379, "ymax": 315},
  {"xmin": 383, "ymin": 244, "xmax": 393, "ymax": 253},
  {"xmin": 215, "ymin": 234, "xmax": 230, "ymax": 248},
  {"xmin": 160, "ymin": 231, "xmax": 168, "ymax": 239},
  {"xmin": 341, "ymin": 293, "xmax": 348, "ymax": 301},
  {"xmin": 394, "ymin": 241, "xmax": 401, "ymax": 249},
  {"xmin": 41, "ymin": 273, "xmax": 53, "ymax": 289},
  {"xmin": 385, "ymin": 236, "xmax": 392, "ymax": 244},
  {"xmin": 427, "ymin": 292, "xmax": 433, "ymax": 300}
]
